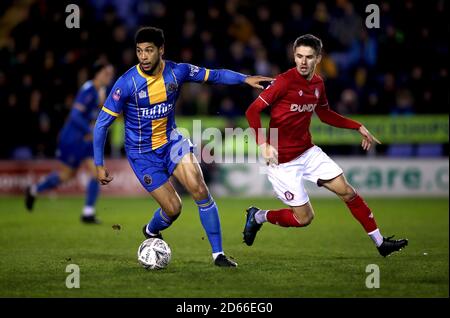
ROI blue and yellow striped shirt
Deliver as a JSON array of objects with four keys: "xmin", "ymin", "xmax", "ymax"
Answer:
[{"xmin": 93, "ymin": 60, "xmax": 247, "ymax": 165}]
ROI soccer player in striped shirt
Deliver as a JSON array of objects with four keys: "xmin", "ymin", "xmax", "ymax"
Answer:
[
  {"xmin": 243, "ymin": 34, "xmax": 408, "ymax": 257},
  {"xmin": 94, "ymin": 27, "xmax": 272, "ymax": 267}
]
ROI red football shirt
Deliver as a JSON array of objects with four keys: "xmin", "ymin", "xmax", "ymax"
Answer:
[{"xmin": 246, "ymin": 67, "xmax": 361, "ymax": 163}]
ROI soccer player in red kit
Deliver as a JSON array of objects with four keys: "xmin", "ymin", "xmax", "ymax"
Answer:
[{"xmin": 243, "ymin": 34, "xmax": 408, "ymax": 257}]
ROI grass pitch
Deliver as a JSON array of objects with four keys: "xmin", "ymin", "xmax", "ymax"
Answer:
[{"xmin": 0, "ymin": 196, "xmax": 448, "ymax": 297}]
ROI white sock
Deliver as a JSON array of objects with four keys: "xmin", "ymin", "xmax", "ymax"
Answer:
[
  {"xmin": 30, "ymin": 185, "xmax": 37, "ymax": 196},
  {"xmin": 82, "ymin": 206, "xmax": 95, "ymax": 217},
  {"xmin": 212, "ymin": 252, "xmax": 224, "ymax": 260},
  {"xmin": 255, "ymin": 210, "xmax": 268, "ymax": 224},
  {"xmin": 146, "ymin": 229, "xmax": 158, "ymax": 237},
  {"xmin": 368, "ymin": 228, "xmax": 383, "ymax": 247}
]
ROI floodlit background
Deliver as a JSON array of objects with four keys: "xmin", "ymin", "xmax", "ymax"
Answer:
[
  {"xmin": 0, "ymin": 0, "xmax": 448, "ymax": 298},
  {"xmin": 0, "ymin": 0, "xmax": 447, "ymax": 197}
]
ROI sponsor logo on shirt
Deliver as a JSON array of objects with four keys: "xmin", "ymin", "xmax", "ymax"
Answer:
[
  {"xmin": 290, "ymin": 103, "xmax": 317, "ymax": 112},
  {"xmin": 140, "ymin": 102, "xmax": 174, "ymax": 119}
]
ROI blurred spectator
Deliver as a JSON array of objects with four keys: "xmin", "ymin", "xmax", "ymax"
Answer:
[
  {"xmin": 286, "ymin": 2, "xmax": 311, "ymax": 40},
  {"xmin": 254, "ymin": 49, "xmax": 271, "ymax": 77},
  {"xmin": 219, "ymin": 97, "xmax": 240, "ymax": 120},
  {"xmin": 329, "ymin": 1, "xmax": 363, "ymax": 50},
  {"xmin": 390, "ymin": 89, "xmax": 415, "ymax": 116},
  {"xmin": 336, "ymin": 89, "xmax": 360, "ymax": 115},
  {"xmin": 377, "ymin": 73, "xmax": 397, "ymax": 114},
  {"xmin": 228, "ymin": 14, "xmax": 254, "ymax": 44}
]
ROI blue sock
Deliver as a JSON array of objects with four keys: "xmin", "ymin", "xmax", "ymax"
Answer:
[
  {"xmin": 36, "ymin": 172, "xmax": 61, "ymax": 193},
  {"xmin": 85, "ymin": 178, "xmax": 99, "ymax": 207},
  {"xmin": 147, "ymin": 208, "xmax": 172, "ymax": 235},
  {"xmin": 196, "ymin": 194, "xmax": 223, "ymax": 254}
]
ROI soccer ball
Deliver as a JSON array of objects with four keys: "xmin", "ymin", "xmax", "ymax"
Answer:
[{"xmin": 137, "ymin": 238, "xmax": 172, "ymax": 270}]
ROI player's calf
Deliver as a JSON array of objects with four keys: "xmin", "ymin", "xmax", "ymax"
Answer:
[
  {"xmin": 243, "ymin": 207, "xmax": 311, "ymax": 246},
  {"xmin": 266, "ymin": 208, "xmax": 308, "ymax": 227}
]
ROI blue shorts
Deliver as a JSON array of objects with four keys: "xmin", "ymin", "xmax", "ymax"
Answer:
[
  {"xmin": 56, "ymin": 139, "xmax": 93, "ymax": 169},
  {"xmin": 127, "ymin": 137, "xmax": 194, "ymax": 193}
]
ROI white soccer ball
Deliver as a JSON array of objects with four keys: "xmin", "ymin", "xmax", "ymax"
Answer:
[{"xmin": 137, "ymin": 238, "xmax": 172, "ymax": 270}]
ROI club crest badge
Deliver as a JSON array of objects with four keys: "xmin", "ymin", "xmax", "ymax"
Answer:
[
  {"xmin": 138, "ymin": 90, "xmax": 147, "ymax": 99},
  {"xmin": 166, "ymin": 82, "xmax": 178, "ymax": 93},
  {"xmin": 143, "ymin": 175, "xmax": 152, "ymax": 185},
  {"xmin": 314, "ymin": 88, "xmax": 319, "ymax": 99},
  {"xmin": 284, "ymin": 191, "xmax": 294, "ymax": 201}
]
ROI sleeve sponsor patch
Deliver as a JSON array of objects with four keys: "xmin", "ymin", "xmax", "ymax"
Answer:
[
  {"xmin": 112, "ymin": 88, "xmax": 122, "ymax": 101},
  {"xmin": 189, "ymin": 65, "xmax": 200, "ymax": 77}
]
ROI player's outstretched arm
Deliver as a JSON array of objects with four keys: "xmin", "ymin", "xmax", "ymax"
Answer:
[
  {"xmin": 244, "ymin": 76, "xmax": 274, "ymax": 89},
  {"xmin": 180, "ymin": 63, "xmax": 273, "ymax": 88},
  {"xmin": 358, "ymin": 125, "xmax": 381, "ymax": 151}
]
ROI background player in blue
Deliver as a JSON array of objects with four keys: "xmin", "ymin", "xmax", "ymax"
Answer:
[
  {"xmin": 94, "ymin": 27, "xmax": 273, "ymax": 267},
  {"xmin": 25, "ymin": 63, "xmax": 115, "ymax": 224}
]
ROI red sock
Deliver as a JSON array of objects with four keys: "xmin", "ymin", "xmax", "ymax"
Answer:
[
  {"xmin": 267, "ymin": 209, "xmax": 303, "ymax": 227},
  {"xmin": 345, "ymin": 194, "xmax": 378, "ymax": 233}
]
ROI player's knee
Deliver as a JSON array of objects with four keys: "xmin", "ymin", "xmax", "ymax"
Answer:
[
  {"xmin": 164, "ymin": 198, "xmax": 182, "ymax": 218},
  {"xmin": 189, "ymin": 182, "xmax": 209, "ymax": 201},
  {"xmin": 300, "ymin": 213, "xmax": 314, "ymax": 227},
  {"xmin": 340, "ymin": 185, "xmax": 356, "ymax": 201},
  {"xmin": 293, "ymin": 211, "xmax": 314, "ymax": 227},
  {"xmin": 172, "ymin": 200, "xmax": 182, "ymax": 215}
]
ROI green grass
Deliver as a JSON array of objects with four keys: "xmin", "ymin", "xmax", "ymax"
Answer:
[{"xmin": 0, "ymin": 196, "xmax": 448, "ymax": 298}]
